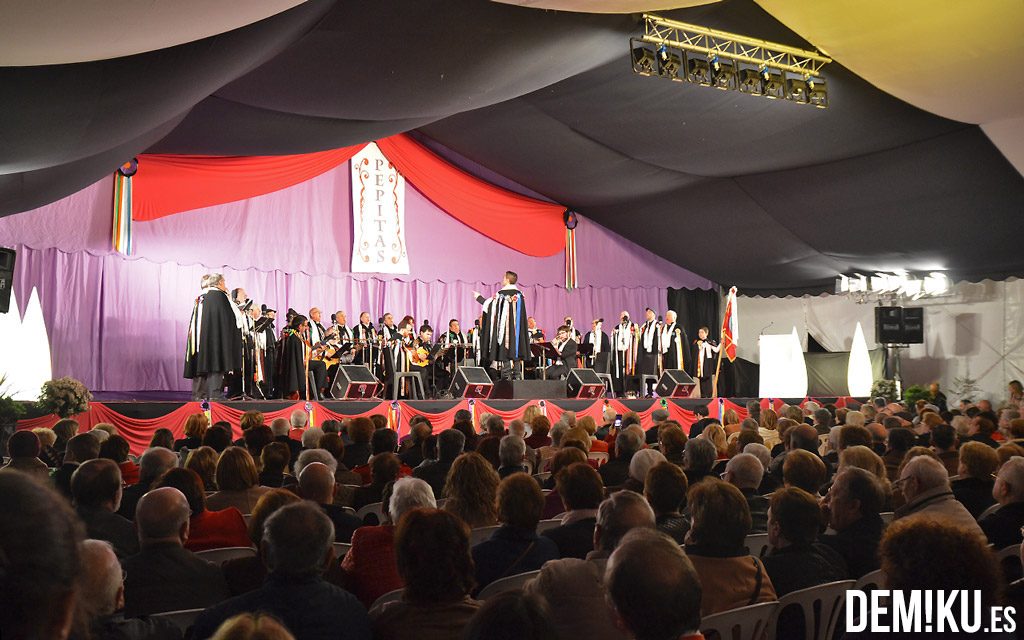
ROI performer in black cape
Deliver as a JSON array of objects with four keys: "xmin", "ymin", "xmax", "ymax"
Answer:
[
  {"xmin": 583, "ymin": 318, "xmax": 612, "ymax": 373},
  {"xmin": 474, "ymin": 270, "xmax": 531, "ymax": 380},
  {"xmin": 660, "ymin": 309, "xmax": 686, "ymax": 371},
  {"xmin": 184, "ymin": 273, "xmax": 244, "ymax": 400},
  {"xmin": 546, "ymin": 325, "xmax": 578, "ymax": 380},
  {"xmin": 278, "ymin": 314, "xmax": 327, "ymax": 400},
  {"xmin": 636, "ymin": 308, "xmax": 662, "ymax": 395},
  {"xmin": 691, "ymin": 326, "xmax": 721, "ymax": 398},
  {"xmin": 257, "ymin": 305, "xmax": 278, "ymax": 398}
]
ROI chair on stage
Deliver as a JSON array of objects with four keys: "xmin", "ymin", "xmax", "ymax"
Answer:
[
  {"xmin": 640, "ymin": 374, "xmax": 658, "ymax": 397},
  {"xmin": 392, "ymin": 372, "xmax": 426, "ymax": 400}
]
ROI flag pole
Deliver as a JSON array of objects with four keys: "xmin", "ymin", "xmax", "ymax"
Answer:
[{"xmin": 711, "ymin": 286, "xmax": 735, "ymax": 399}]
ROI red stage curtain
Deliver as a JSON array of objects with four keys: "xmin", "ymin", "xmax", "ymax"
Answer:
[
  {"xmin": 376, "ymin": 135, "xmax": 565, "ymax": 257},
  {"xmin": 476, "ymin": 400, "xmax": 542, "ymax": 424},
  {"xmin": 133, "ymin": 145, "xmax": 366, "ymax": 221}
]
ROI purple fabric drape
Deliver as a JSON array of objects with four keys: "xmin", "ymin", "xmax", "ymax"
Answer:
[{"xmin": 0, "ymin": 163, "xmax": 713, "ymax": 392}]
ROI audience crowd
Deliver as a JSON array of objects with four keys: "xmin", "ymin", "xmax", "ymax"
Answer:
[{"xmin": 4, "ymin": 392, "xmax": 1024, "ymax": 640}]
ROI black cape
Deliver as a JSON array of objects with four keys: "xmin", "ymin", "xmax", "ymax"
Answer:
[
  {"xmin": 277, "ymin": 331, "xmax": 307, "ymax": 396},
  {"xmin": 183, "ymin": 289, "xmax": 241, "ymax": 378},
  {"xmin": 476, "ymin": 287, "xmax": 531, "ymax": 363}
]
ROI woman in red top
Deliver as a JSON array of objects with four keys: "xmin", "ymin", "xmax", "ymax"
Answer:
[
  {"xmin": 154, "ymin": 467, "xmax": 251, "ymax": 552},
  {"xmin": 99, "ymin": 435, "xmax": 140, "ymax": 485}
]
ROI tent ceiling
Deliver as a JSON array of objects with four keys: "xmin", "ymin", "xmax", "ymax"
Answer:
[{"xmin": 1, "ymin": 0, "xmax": 1022, "ymax": 294}]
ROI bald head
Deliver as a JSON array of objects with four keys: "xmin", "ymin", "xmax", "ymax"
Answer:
[
  {"xmin": 71, "ymin": 458, "xmax": 122, "ymax": 511},
  {"xmin": 595, "ymin": 489, "xmax": 656, "ymax": 553},
  {"xmin": 135, "ymin": 487, "xmax": 190, "ymax": 545},
  {"xmin": 79, "ymin": 540, "xmax": 123, "ymax": 619},
  {"xmin": 724, "ymin": 453, "xmax": 764, "ymax": 490},
  {"xmin": 298, "ymin": 462, "xmax": 335, "ymax": 505}
]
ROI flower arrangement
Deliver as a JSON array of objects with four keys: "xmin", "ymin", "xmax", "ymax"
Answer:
[
  {"xmin": 37, "ymin": 377, "xmax": 92, "ymax": 418},
  {"xmin": 870, "ymin": 378, "xmax": 898, "ymax": 403}
]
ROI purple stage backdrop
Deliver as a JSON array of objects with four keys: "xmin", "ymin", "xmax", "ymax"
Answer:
[{"xmin": 0, "ymin": 163, "xmax": 713, "ymax": 392}]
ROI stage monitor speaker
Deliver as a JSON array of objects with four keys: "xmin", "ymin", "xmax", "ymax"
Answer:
[
  {"xmin": 0, "ymin": 247, "xmax": 14, "ymax": 314},
  {"xmin": 330, "ymin": 365, "xmax": 382, "ymax": 399},
  {"xmin": 875, "ymin": 306, "xmax": 924, "ymax": 344},
  {"xmin": 655, "ymin": 369, "xmax": 697, "ymax": 398},
  {"xmin": 450, "ymin": 367, "xmax": 493, "ymax": 399},
  {"xmin": 566, "ymin": 368, "xmax": 605, "ymax": 399}
]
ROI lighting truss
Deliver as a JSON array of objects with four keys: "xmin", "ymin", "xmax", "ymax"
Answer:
[
  {"xmin": 835, "ymin": 271, "xmax": 951, "ymax": 302},
  {"xmin": 632, "ymin": 14, "xmax": 832, "ymax": 107}
]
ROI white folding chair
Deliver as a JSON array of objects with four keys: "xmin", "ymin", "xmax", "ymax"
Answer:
[
  {"xmin": 470, "ymin": 525, "xmax": 502, "ymax": 546},
  {"xmin": 879, "ymin": 511, "xmax": 894, "ymax": 524},
  {"xmin": 537, "ymin": 518, "xmax": 562, "ymax": 533},
  {"xmin": 368, "ymin": 588, "xmax": 404, "ymax": 617},
  {"xmin": 435, "ymin": 498, "xmax": 447, "ymax": 508},
  {"xmin": 701, "ymin": 601, "xmax": 779, "ymax": 640},
  {"xmin": 743, "ymin": 533, "xmax": 770, "ymax": 558},
  {"xmin": 151, "ymin": 608, "xmax": 204, "ymax": 633},
  {"xmin": 195, "ymin": 546, "xmax": 256, "ymax": 564},
  {"xmin": 771, "ymin": 580, "xmax": 856, "ymax": 640},
  {"xmin": 333, "ymin": 542, "xmax": 352, "ymax": 558},
  {"xmin": 242, "ymin": 514, "xmax": 253, "ymax": 527},
  {"xmin": 854, "ymin": 569, "xmax": 884, "ymax": 592},
  {"xmin": 356, "ymin": 501, "xmax": 384, "ymax": 525},
  {"xmin": 588, "ymin": 451, "xmax": 609, "ymax": 465},
  {"xmin": 533, "ymin": 472, "xmax": 551, "ymax": 484},
  {"xmin": 478, "ymin": 570, "xmax": 542, "ymax": 600}
]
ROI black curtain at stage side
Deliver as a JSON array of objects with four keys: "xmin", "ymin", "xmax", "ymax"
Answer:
[
  {"xmin": 729, "ymin": 358, "xmax": 760, "ymax": 397},
  {"xmin": 667, "ymin": 287, "xmax": 720, "ymax": 373},
  {"xmin": 804, "ymin": 349, "xmax": 886, "ymax": 396}
]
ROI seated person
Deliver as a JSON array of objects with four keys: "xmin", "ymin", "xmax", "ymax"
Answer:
[
  {"xmin": 979, "ymin": 456, "xmax": 1024, "ymax": 550},
  {"xmin": 71, "ymin": 458, "xmax": 139, "ymax": 559},
  {"xmin": 819, "ymin": 467, "xmax": 886, "ymax": 579},
  {"xmin": 153, "ymin": 467, "xmax": 250, "ymax": 552},
  {"xmin": 543, "ymin": 462, "xmax": 605, "ymax": 558},
  {"xmin": 763, "ymin": 487, "xmax": 847, "ymax": 595},
  {"xmin": 545, "ymin": 325, "xmax": 578, "ymax": 380},
  {"xmin": 371, "ymin": 509, "xmax": 481, "ymax": 640},
  {"xmin": 472, "ymin": 474, "xmax": 560, "ymax": 592},
  {"xmin": 683, "ymin": 479, "xmax": 778, "ymax": 616}
]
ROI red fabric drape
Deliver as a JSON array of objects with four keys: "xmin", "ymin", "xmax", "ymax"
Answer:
[
  {"xmin": 544, "ymin": 399, "xmax": 608, "ymax": 426},
  {"xmin": 397, "ymin": 400, "xmax": 470, "ymax": 439},
  {"xmin": 476, "ymin": 400, "xmax": 543, "ymax": 424},
  {"xmin": 17, "ymin": 402, "xmax": 203, "ymax": 455},
  {"xmin": 374, "ymin": 136, "xmax": 565, "ymax": 257},
  {"xmin": 131, "ymin": 134, "xmax": 566, "ymax": 257},
  {"xmin": 133, "ymin": 145, "xmax": 367, "ymax": 221}
]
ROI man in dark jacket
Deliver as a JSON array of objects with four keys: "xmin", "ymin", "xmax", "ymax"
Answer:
[
  {"xmin": 299, "ymin": 462, "xmax": 362, "ymax": 543},
  {"xmin": 191, "ymin": 502, "xmax": 371, "ymax": 640},
  {"xmin": 543, "ymin": 463, "xmax": 604, "ymax": 559},
  {"xmin": 819, "ymin": 467, "xmax": 886, "ymax": 579},
  {"xmin": 123, "ymin": 487, "xmax": 230, "ymax": 616},
  {"xmin": 763, "ymin": 487, "xmax": 847, "ymax": 595},
  {"xmin": 980, "ymin": 457, "xmax": 1024, "ymax": 550},
  {"xmin": 53, "ymin": 433, "xmax": 99, "ymax": 499},
  {"xmin": 71, "ymin": 459, "xmax": 139, "ymax": 559},
  {"xmin": 413, "ymin": 428, "xmax": 464, "ymax": 498},
  {"xmin": 117, "ymin": 447, "xmax": 178, "ymax": 520},
  {"xmin": 599, "ymin": 429, "xmax": 642, "ymax": 488}
]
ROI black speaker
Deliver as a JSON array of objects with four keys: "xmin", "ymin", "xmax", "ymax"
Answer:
[
  {"xmin": 655, "ymin": 369, "xmax": 697, "ymax": 398},
  {"xmin": 0, "ymin": 247, "xmax": 14, "ymax": 314},
  {"xmin": 875, "ymin": 306, "xmax": 924, "ymax": 344},
  {"xmin": 566, "ymin": 368, "xmax": 605, "ymax": 399},
  {"xmin": 875, "ymin": 306, "xmax": 904, "ymax": 343},
  {"xmin": 901, "ymin": 307, "xmax": 924, "ymax": 344},
  {"xmin": 450, "ymin": 367, "xmax": 493, "ymax": 399},
  {"xmin": 330, "ymin": 365, "xmax": 382, "ymax": 399}
]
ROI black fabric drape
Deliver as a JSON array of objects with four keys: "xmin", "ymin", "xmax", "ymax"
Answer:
[{"xmin": 666, "ymin": 287, "xmax": 720, "ymax": 373}]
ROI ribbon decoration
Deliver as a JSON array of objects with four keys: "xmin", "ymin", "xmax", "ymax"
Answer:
[
  {"xmin": 564, "ymin": 209, "xmax": 579, "ymax": 290},
  {"xmin": 112, "ymin": 158, "xmax": 137, "ymax": 255}
]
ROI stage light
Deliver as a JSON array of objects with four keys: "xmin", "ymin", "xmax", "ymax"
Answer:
[
  {"xmin": 687, "ymin": 56, "xmax": 711, "ymax": 85},
  {"xmin": 710, "ymin": 55, "xmax": 737, "ymax": 90},
  {"xmin": 656, "ymin": 44, "xmax": 682, "ymax": 81},
  {"xmin": 808, "ymin": 77, "xmax": 828, "ymax": 108},
  {"xmin": 631, "ymin": 14, "xmax": 832, "ymax": 106},
  {"xmin": 631, "ymin": 40, "xmax": 656, "ymax": 76},
  {"xmin": 786, "ymin": 76, "xmax": 810, "ymax": 104},
  {"xmin": 762, "ymin": 69, "xmax": 785, "ymax": 99},
  {"xmin": 923, "ymin": 272, "xmax": 949, "ymax": 296},
  {"xmin": 739, "ymin": 68, "xmax": 763, "ymax": 94},
  {"xmin": 836, "ymin": 270, "xmax": 950, "ymax": 303}
]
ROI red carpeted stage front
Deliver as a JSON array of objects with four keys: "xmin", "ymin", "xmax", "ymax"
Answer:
[{"xmin": 16, "ymin": 395, "xmax": 864, "ymax": 456}]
